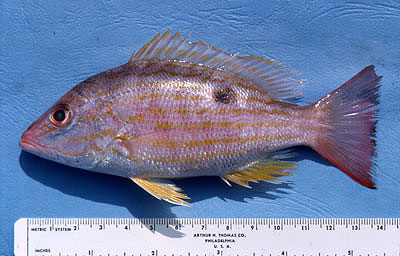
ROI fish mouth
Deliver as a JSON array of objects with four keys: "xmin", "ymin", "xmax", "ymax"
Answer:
[
  {"xmin": 19, "ymin": 140, "xmax": 36, "ymax": 152},
  {"xmin": 19, "ymin": 133, "xmax": 53, "ymax": 155},
  {"xmin": 19, "ymin": 136, "xmax": 41, "ymax": 154}
]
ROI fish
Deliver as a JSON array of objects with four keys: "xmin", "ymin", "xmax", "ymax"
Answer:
[{"xmin": 20, "ymin": 30, "xmax": 381, "ymax": 206}]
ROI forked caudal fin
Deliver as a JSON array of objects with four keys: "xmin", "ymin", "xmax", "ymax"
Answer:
[{"xmin": 312, "ymin": 65, "xmax": 381, "ymax": 188}]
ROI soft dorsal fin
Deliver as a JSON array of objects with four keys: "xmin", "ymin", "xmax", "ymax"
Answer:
[
  {"xmin": 130, "ymin": 29, "xmax": 304, "ymax": 102},
  {"xmin": 222, "ymin": 152, "xmax": 296, "ymax": 188}
]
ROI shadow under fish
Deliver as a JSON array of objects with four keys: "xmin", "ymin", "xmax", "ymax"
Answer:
[{"xmin": 19, "ymin": 151, "xmax": 295, "ymax": 216}]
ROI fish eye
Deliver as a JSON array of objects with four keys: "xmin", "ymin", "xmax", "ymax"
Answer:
[{"xmin": 49, "ymin": 104, "xmax": 72, "ymax": 127}]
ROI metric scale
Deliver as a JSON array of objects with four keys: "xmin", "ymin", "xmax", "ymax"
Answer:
[{"xmin": 14, "ymin": 218, "xmax": 400, "ymax": 256}]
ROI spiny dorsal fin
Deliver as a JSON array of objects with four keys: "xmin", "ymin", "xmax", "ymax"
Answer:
[
  {"xmin": 131, "ymin": 177, "xmax": 191, "ymax": 206},
  {"xmin": 223, "ymin": 153, "xmax": 296, "ymax": 188},
  {"xmin": 130, "ymin": 29, "xmax": 304, "ymax": 102}
]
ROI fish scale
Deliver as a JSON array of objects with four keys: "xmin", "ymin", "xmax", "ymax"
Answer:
[
  {"xmin": 75, "ymin": 59, "xmax": 312, "ymax": 176},
  {"xmin": 20, "ymin": 30, "xmax": 380, "ymax": 205},
  {"xmin": 81, "ymin": 61, "xmax": 310, "ymax": 176}
]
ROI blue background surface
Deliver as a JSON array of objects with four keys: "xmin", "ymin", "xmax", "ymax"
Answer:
[{"xmin": 1, "ymin": 0, "xmax": 400, "ymax": 253}]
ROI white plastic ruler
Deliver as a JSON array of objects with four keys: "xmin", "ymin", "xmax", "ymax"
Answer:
[{"xmin": 15, "ymin": 218, "xmax": 400, "ymax": 256}]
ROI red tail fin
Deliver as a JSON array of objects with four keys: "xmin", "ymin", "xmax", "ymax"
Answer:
[{"xmin": 313, "ymin": 65, "xmax": 381, "ymax": 188}]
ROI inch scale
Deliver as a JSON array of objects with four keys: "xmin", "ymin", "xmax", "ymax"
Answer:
[{"xmin": 15, "ymin": 218, "xmax": 400, "ymax": 256}]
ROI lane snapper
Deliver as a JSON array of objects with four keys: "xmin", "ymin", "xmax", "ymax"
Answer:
[{"xmin": 20, "ymin": 30, "xmax": 381, "ymax": 205}]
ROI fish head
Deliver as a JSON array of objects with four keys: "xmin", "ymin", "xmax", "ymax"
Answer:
[{"xmin": 20, "ymin": 87, "xmax": 97, "ymax": 169}]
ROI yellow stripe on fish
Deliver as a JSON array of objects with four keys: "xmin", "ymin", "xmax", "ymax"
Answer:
[{"xmin": 149, "ymin": 135, "xmax": 305, "ymax": 148}]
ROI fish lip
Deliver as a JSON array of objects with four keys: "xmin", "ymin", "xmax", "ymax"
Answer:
[
  {"xmin": 19, "ymin": 134, "xmax": 55, "ymax": 154},
  {"xmin": 19, "ymin": 137, "xmax": 42, "ymax": 154},
  {"xmin": 19, "ymin": 140, "xmax": 36, "ymax": 151}
]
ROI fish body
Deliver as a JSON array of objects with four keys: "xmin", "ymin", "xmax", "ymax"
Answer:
[{"xmin": 20, "ymin": 30, "xmax": 381, "ymax": 205}]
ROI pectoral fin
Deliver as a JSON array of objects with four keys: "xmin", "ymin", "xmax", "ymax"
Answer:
[
  {"xmin": 131, "ymin": 177, "xmax": 191, "ymax": 206},
  {"xmin": 223, "ymin": 152, "xmax": 296, "ymax": 188}
]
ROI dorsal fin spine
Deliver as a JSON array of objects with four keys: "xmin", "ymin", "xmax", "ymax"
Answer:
[
  {"xmin": 166, "ymin": 32, "xmax": 183, "ymax": 58},
  {"xmin": 143, "ymin": 32, "xmax": 164, "ymax": 58},
  {"xmin": 158, "ymin": 30, "xmax": 174, "ymax": 57},
  {"xmin": 134, "ymin": 32, "xmax": 161, "ymax": 60}
]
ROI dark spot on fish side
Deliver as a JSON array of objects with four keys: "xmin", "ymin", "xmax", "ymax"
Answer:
[{"xmin": 213, "ymin": 88, "xmax": 236, "ymax": 104}]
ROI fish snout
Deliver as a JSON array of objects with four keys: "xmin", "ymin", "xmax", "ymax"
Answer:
[
  {"xmin": 20, "ymin": 129, "xmax": 40, "ymax": 153},
  {"xmin": 19, "ymin": 114, "xmax": 53, "ymax": 154}
]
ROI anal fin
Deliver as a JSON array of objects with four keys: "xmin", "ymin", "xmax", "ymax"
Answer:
[
  {"xmin": 223, "ymin": 153, "xmax": 296, "ymax": 188},
  {"xmin": 131, "ymin": 177, "xmax": 191, "ymax": 206}
]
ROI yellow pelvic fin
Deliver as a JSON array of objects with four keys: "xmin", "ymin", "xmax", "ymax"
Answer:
[
  {"xmin": 131, "ymin": 177, "xmax": 191, "ymax": 206},
  {"xmin": 223, "ymin": 156, "xmax": 296, "ymax": 188}
]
